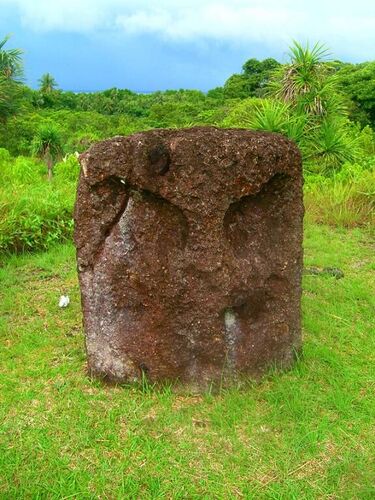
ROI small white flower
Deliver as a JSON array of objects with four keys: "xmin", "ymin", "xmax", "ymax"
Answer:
[{"xmin": 59, "ymin": 295, "xmax": 70, "ymax": 308}]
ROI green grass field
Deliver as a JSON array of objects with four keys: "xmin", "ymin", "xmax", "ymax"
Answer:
[{"xmin": 0, "ymin": 223, "xmax": 374, "ymax": 499}]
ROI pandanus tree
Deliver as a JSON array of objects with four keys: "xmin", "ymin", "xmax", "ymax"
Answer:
[
  {"xmin": 31, "ymin": 125, "xmax": 63, "ymax": 181},
  {"xmin": 269, "ymin": 41, "xmax": 334, "ymax": 117},
  {"xmin": 249, "ymin": 41, "xmax": 358, "ymax": 172}
]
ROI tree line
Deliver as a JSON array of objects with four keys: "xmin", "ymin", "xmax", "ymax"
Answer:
[{"xmin": 1, "ymin": 35, "xmax": 374, "ymax": 177}]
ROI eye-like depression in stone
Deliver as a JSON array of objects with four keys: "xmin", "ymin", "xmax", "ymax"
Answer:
[{"xmin": 74, "ymin": 127, "xmax": 304, "ymax": 388}]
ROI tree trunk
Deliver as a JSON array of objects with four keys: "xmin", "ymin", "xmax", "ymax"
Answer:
[
  {"xmin": 45, "ymin": 145, "xmax": 53, "ymax": 181},
  {"xmin": 47, "ymin": 157, "xmax": 53, "ymax": 181}
]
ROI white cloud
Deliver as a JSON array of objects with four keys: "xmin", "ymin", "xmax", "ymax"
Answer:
[
  {"xmin": 116, "ymin": 3, "xmax": 304, "ymax": 43},
  {"xmin": 1, "ymin": 0, "xmax": 113, "ymax": 32},
  {"xmin": 1, "ymin": 0, "xmax": 375, "ymax": 58}
]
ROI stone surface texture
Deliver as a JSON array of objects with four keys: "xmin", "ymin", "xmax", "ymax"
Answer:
[{"xmin": 74, "ymin": 127, "xmax": 303, "ymax": 388}]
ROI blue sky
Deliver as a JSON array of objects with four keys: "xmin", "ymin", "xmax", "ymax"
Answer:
[{"xmin": 1, "ymin": 0, "xmax": 374, "ymax": 92}]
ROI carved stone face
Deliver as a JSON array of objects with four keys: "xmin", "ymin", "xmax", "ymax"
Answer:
[{"xmin": 74, "ymin": 127, "xmax": 303, "ymax": 388}]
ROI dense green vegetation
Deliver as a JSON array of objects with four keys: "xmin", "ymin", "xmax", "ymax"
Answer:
[
  {"xmin": 0, "ymin": 39, "xmax": 374, "ymax": 254},
  {"xmin": 0, "ymin": 150, "xmax": 77, "ymax": 253}
]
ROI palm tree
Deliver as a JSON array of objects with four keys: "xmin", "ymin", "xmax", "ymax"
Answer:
[
  {"xmin": 0, "ymin": 34, "xmax": 23, "ymax": 121},
  {"xmin": 38, "ymin": 73, "xmax": 58, "ymax": 93},
  {"xmin": 0, "ymin": 34, "xmax": 23, "ymax": 81},
  {"xmin": 31, "ymin": 125, "xmax": 63, "ymax": 180}
]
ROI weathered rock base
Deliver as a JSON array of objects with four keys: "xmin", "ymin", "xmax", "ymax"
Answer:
[{"xmin": 74, "ymin": 127, "xmax": 303, "ymax": 389}]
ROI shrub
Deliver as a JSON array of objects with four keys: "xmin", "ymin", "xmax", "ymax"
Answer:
[
  {"xmin": 0, "ymin": 147, "xmax": 11, "ymax": 162},
  {"xmin": 54, "ymin": 154, "xmax": 80, "ymax": 183},
  {"xmin": 221, "ymin": 98, "xmax": 266, "ymax": 128},
  {"xmin": 0, "ymin": 154, "xmax": 79, "ymax": 254}
]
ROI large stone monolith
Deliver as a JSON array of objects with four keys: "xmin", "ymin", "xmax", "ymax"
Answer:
[{"xmin": 74, "ymin": 127, "xmax": 303, "ymax": 388}]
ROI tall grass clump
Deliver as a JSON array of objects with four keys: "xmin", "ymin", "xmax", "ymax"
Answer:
[
  {"xmin": 304, "ymin": 159, "xmax": 375, "ymax": 228},
  {"xmin": 0, "ymin": 150, "xmax": 79, "ymax": 253}
]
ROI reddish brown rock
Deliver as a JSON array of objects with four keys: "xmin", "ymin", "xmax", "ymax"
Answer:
[{"xmin": 74, "ymin": 127, "xmax": 303, "ymax": 388}]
